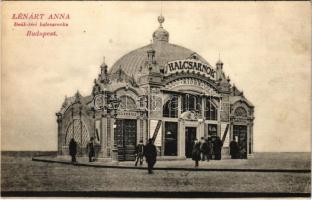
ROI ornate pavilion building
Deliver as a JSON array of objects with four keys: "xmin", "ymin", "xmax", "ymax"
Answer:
[{"xmin": 56, "ymin": 16, "xmax": 255, "ymax": 161}]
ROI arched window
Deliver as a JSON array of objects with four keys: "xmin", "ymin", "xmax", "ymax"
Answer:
[
  {"xmin": 119, "ymin": 96, "xmax": 136, "ymax": 110},
  {"xmin": 65, "ymin": 119, "xmax": 90, "ymax": 147},
  {"xmin": 181, "ymin": 94, "xmax": 201, "ymax": 115},
  {"xmin": 205, "ymin": 99, "xmax": 218, "ymax": 120},
  {"xmin": 234, "ymin": 107, "xmax": 247, "ymax": 117},
  {"xmin": 163, "ymin": 95, "xmax": 178, "ymax": 118}
]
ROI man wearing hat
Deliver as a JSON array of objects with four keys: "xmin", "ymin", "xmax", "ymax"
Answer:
[
  {"xmin": 144, "ymin": 139, "xmax": 157, "ymax": 174},
  {"xmin": 86, "ymin": 137, "xmax": 95, "ymax": 162},
  {"xmin": 135, "ymin": 139, "xmax": 144, "ymax": 166}
]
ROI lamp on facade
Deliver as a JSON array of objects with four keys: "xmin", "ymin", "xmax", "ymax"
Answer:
[
  {"xmin": 108, "ymin": 93, "xmax": 121, "ymax": 117},
  {"xmin": 107, "ymin": 92, "xmax": 121, "ymax": 161}
]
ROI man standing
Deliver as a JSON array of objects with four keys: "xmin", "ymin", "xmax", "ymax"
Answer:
[
  {"xmin": 200, "ymin": 137, "xmax": 209, "ymax": 161},
  {"xmin": 230, "ymin": 138, "xmax": 240, "ymax": 159},
  {"xmin": 135, "ymin": 140, "xmax": 144, "ymax": 166},
  {"xmin": 199, "ymin": 137, "xmax": 205, "ymax": 161},
  {"xmin": 192, "ymin": 138, "xmax": 201, "ymax": 167},
  {"xmin": 86, "ymin": 137, "xmax": 95, "ymax": 162},
  {"xmin": 69, "ymin": 138, "xmax": 77, "ymax": 163},
  {"xmin": 144, "ymin": 139, "xmax": 157, "ymax": 174},
  {"xmin": 207, "ymin": 137, "xmax": 213, "ymax": 160},
  {"xmin": 214, "ymin": 136, "xmax": 223, "ymax": 160}
]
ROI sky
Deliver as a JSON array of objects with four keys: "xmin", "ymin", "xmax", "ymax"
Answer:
[{"xmin": 1, "ymin": 1, "xmax": 311, "ymax": 152}]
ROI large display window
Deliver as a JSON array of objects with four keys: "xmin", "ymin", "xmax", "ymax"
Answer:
[
  {"xmin": 181, "ymin": 94, "xmax": 202, "ymax": 117},
  {"xmin": 164, "ymin": 122, "xmax": 178, "ymax": 156},
  {"xmin": 163, "ymin": 95, "xmax": 178, "ymax": 118},
  {"xmin": 205, "ymin": 99, "xmax": 218, "ymax": 120}
]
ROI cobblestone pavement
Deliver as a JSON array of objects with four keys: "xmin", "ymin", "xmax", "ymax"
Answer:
[{"xmin": 1, "ymin": 153, "xmax": 311, "ymax": 194}]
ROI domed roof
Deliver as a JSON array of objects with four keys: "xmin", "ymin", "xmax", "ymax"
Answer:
[{"xmin": 109, "ymin": 16, "xmax": 212, "ymax": 77}]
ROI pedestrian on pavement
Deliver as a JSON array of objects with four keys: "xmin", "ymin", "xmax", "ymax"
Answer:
[
  {"xmin": 86, "ymin": 137, "xmax": 95, "ymax": 162},
  {"xmin": 199, "ymin": 137, "xmax": 205, "ymax": 161},
  {"xmin": 230, "ymin": 138, "xmax": 240, "ymax": 159},
  {"xmin": 144, "ymin": 138, "xmax": 157, "ymax": 174},
  {"xmin": 192, "ymin": 138, "xmax": 201, "ymax": 167},
  {"xmin": 213, "ymin": 136, "xmax": 223, "ymax": 160},
  {"xmin": 69, "ymin": 138, "xmax": 77, "ymax": 163},
  {"xmin": 200, "ymin": 137, "xmax": 209, "ymax": 161},
  {"xmin": 207, "ymin": 137, "xmax": 213, "ymax": 160},
  {"xmin": 239, "ymin": 141, "xmax": 247, "ymax": 159},
  {"xmin": 135, "ymin": 139, "xmax": 144, "ymax": 166},
  {"xmin": 204, "ymin": 138, "xmax": 211, "ymax": 161}
]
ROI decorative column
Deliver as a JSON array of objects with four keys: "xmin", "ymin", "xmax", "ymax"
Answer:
[
  {"xmin": 99, "ymin": 115, "xmax": 107, "ymax": 158},
  {"xmin": 247, "ymin": 123, "xmax": 250, "ymax": 158},
  {"xmin": 106, "ymin": 115, "xmax": 111, "ymax": 157},
  {"xmin": 201, "ymin": 96, "xmax": 205, "ymax": 121},
  {"xmin": 143, "ymin": 116, "xmax": 148, "ymax": 144},
  {"xmin": 56, "ymin": 112, "xmax": 63, "ymax": 155},
  {"xmin": 249, "ymin": 122, "xmax": 254, "ymax": 154},
  {"xmin": 178, "ymin": 95, "xmax": 182, "ymax": 118},
  {"xmin": 178, "ymin": 119, "xmax": 186, "ymax": 158},
  {"xmin": 217, "ymin": 97, "xmax": 222, "ymax": 138},
  {"xmin": 110, "ymin": 117, "xmax": 118, "ymax": 161},
  {"xmin": 139, "ymin": 118, "xmax": 144, "ymax": 142}
]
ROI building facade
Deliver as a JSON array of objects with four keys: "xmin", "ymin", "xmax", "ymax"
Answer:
[{"xmin": 56, "ymin": 16, "xmax": 255, "ymax": 161}]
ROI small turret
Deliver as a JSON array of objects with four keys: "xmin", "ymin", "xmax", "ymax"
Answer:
[
  {"xmin": 147, "ymin": 43, "xmax": 156, "ymax": 66},
  {"xmin": 216, "ymin": 59, "xmax": 223, "ymax": 70},
  {"xmin": 74, "ymin": 90, "xmax": 81, "ymax": 103},
  {"xmin": 99, "ymin": 56, "xmax": 110, "ymax": 84}
]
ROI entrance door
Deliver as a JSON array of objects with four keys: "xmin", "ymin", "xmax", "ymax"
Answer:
[
  {"xmin": 233, "ymin": 125, "xmax": 247, "ymax": 159},
  {"xmin": 185, "ymin": 127, "xmax": 197, "ymax": 158},
  {"xmin": 115, "ymin": 119, "xmax": 137, "ymax": 161}
]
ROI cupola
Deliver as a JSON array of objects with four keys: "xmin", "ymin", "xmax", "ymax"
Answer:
[{"xmin": 152, "ymin": 15, "xmax": 169, "ymax": 43}]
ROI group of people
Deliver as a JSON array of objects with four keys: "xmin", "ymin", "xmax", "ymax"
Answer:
[
  {"xmin": 191, "ymin": 136, "xmax": 223, "ymax": 167},
  {"xmin": 68, "ymin": 137, "xmax": 96, "ymax": 163},
  {"xmin": 69, "ymin": 137, "xmax": 157, "ymax": 174},
  {"xmin": 68, "ymin": 135, "xmax": 245, "ymax": 171},
  {"xmin": 229, "ymin": 138, "xmax": 246, "ymax": 159}
]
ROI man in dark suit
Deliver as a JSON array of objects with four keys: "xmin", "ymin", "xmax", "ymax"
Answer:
[
  {"xmin": 69, "ymin": 138, "xmax": 77, "ymax": 163},
  {"xmin": 135, "ymin": 140, "xmax": 144, "ymax": 166},
  {"xmin": 87, "ymin": 137, "xmax": 95, "ymax": 162},
  {"xmin": 214, "ymin": 136, "xmax": 223, "ymax": 160},
  {"xmin": 230, "ymin": 138, "xmax": 240, "ymax": 159},
  {"xmin": 144, "ymin": 139, "xmax": 157, "ymax": 174}
]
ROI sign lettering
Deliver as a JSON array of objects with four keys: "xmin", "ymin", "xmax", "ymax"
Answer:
[{"xmin": 165, "ymin": 59, "xmax": 216, "ymax": 80}]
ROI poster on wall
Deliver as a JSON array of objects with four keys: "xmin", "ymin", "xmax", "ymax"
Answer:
[
  {"xmin": 95, "ymin": 120, "xmax": 101, "ymax": 142},
  {"xmin": 149, "ymin": 120, "xmax": 162, "ymax": 146},
  {"xmin": 221, "ymin": 123, "xmax": 230, "ymax": 147}
]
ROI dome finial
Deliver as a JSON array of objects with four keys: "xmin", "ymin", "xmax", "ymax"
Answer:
[{"xmin": 158, "ymin": 15, "xmax": 165, "ymax": 27}]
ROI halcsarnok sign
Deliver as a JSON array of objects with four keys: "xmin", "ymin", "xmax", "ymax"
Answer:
[{"xmin": 165, "ymin": 59, "xmax": 216, "ymax": 80}]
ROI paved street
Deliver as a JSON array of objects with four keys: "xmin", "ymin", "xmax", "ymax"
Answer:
[
  {"xmin": 33, "ymin": 152, "xmax": 311, "ymax": 170},
  {"xmin": 1, "ymin": 153, "xmax": 310, "ymax": 196}
]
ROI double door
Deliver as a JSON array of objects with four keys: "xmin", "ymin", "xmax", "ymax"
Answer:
[{"xmin": 115, "ymin": 119, "xmax": 137, "ymax": 161}]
